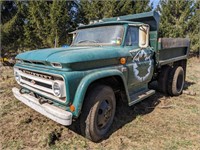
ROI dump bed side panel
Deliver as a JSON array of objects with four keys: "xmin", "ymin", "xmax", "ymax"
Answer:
[{"xmin": 157, "ymin": 38, "xmax": 190, "ymax": 66}]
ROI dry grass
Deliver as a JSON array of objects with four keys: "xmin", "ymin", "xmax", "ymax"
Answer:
[{"xmin": 0, "ymin": 57, "xmax": 200, "ymax": 150}]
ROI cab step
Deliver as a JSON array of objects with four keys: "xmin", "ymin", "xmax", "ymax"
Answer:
[{"xmin": 129, "ymin": 89, "xmax": 155, "ymax": 106}]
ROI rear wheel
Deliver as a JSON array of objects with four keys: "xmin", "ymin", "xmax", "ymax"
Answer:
[
  {"xmin": 80, "ymin": 84, "xmax": 116, "ymax": 142},
  {"xmin": 157, "ymin": 66, "xmax": 171, "ymax": 94},
  {"xmin": 168, "ymin": 66, "xmax": 185, "ymax": 96}
]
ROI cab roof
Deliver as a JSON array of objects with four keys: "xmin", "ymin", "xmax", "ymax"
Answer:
[{"xmin": 78, "ymin": 21, "xmax": 144, "ymax": 29}]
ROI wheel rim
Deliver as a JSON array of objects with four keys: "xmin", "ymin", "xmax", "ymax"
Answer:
[
  {"xmin": 97, "ymin": 99, "xmax": 113, "ymax": 129},
  {"xmin": 177, "ymin": 73, "xmax": 184, "ymax": 92}
]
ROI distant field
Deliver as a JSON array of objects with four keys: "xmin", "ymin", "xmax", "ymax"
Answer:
[{"xmin": 0, "ymin": 57, "xmax": 200, "ymax": 150}]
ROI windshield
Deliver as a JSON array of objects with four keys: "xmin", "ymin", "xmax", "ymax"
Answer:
[{"xmin": 72, "ymin": 25, "xmax": 124, "ymax": 46}]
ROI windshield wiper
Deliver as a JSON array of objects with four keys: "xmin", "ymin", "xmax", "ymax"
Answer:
[
  {"xmin": 77, "ymin": 40, "xmax": 102, "ymax": 47},
  {"xmin": 78, "ymin": 40, "xmax": 99, "ymax": 43}
]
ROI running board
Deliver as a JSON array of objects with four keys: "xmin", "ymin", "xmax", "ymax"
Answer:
[{"xmin": 129, "ymin": 89, "xmax": 155, "ymax": 106}]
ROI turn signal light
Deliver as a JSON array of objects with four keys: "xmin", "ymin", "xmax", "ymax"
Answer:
[
  {"xmin": 120, "ymin": 58, "xmax": 126, "ymax": 65},
  {"xmin": 70, "ymin": 105, "xmax": 75, "ymax": 112}
]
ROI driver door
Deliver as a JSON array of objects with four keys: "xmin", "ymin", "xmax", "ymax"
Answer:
[{"xmin": 125, "ymin": 26, "xmax": 154, "ymax": 91}]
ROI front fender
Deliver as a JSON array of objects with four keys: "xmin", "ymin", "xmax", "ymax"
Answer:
[{"xmin": 72, "ymin": 69, "xmax": 129, "ymax": 117}]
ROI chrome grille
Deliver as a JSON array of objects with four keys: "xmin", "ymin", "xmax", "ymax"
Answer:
[
  {"xmin": 14, "ymin": 67, "xmax": 66, "ymax": 102},
  {"xmin": 21, "ymin": 76, "xmax": 52, "ymax": 89}
]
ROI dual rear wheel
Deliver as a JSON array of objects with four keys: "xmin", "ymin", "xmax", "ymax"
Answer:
[{"xmin": 158, "ymin": 65, "xmax": 185, "ymax": 96}]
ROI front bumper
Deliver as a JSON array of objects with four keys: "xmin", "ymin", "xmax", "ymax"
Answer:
[{"xmin": 12, "ymin": 87, "xmax": 72, "ymax": 126}]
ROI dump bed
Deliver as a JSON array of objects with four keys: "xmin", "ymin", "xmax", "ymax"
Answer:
[{"xmin": 157, "ymin": 38, "xmax": 190, "ymax": 66}]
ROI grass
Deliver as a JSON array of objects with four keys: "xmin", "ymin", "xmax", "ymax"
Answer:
[{"xmin": 0, "ymin": 57, "xmax": 200, "ymax": 150}]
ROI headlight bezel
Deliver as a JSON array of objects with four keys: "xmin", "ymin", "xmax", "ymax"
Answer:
[
  {"xmin": 52, "ymin": 81, "xmax": 65, "ymax": 98},
  {"xmin": 14, "ymin": 70, "xmax": 21, "ymax": 84},
  {"xmin": 52, "ymin": 82, "xmax": 61, "ymax": 97}
]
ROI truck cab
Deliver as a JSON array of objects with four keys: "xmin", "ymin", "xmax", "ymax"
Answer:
[{"xmin": 12, "ymin": 11, "xmax": 189, "ymax": 142}]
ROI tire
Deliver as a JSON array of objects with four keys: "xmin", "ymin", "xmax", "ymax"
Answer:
[
  {"xmin": 80, "ymin": 84, "xmax": 116, "ymax": 142},
  {"xmin": 168, "ymin": 66, "xmax": 185, "ymax": 96},
  {"xmin": 157, "ymin": 66, "xmax": 171, "ymax": 94}
]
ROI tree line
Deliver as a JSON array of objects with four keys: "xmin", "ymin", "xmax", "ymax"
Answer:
[{"xmin": 1, "ymin": 0, "xmax": 199, "ymax": 56}]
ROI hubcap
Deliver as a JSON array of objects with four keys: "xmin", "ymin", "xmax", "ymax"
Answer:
[{"xmin": 97, "ymin": 100, "xmax": 112, "ymax": 129}]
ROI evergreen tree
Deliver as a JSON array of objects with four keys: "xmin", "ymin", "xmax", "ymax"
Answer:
[
  {"xmin": 23, "ymin": 1, "xmax": 49, "ymax": 49},
  {"xmin": 24, "ymin": 1, "xmax": 76, "ymax": 49},
  {"xmin": 79, "ymin": 0, "xmax": 152, "ymax": 24},
  {"xmin": 115, "ymin": 0, "xmax": 152, "ymax": 15},
  {"xmin": 158, "ymin": 0, "xmax": 194, "ymax": 37},
  {"xmin": 158, "ymin": 0, "xmax": 199, "ymax": 52},
  {"xmin": 1, "ymin": 1, "xmax": 18, "ymax": 24},
  {"xmin": 1, "ymin": 1, "xmax": 27, "ymax": 54},
  {"xmin": 188, "ymin": 1, "xmax": 200, "ymax": 52}
]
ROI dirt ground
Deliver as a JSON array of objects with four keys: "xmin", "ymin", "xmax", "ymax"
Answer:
[{"xmin": 0, "ymin": 57, "xmax": 200, "ymax": 150}]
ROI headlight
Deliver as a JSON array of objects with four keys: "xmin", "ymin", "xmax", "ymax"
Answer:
[
  {"xmin": 52, "ymin": 81, "xmax": 66, "ymax": 98},
  {"xmin": 52, "ymin": 82, "xmax": 61, "ymax": 97},
  {"xmin": 14, "ymin": 71, "xmax": 21, "ymax": 83}
]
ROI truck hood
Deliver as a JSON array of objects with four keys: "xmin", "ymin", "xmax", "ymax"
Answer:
[{"xmin": 16, "ymin": 46, "xmax": 127, "ymax": 64}]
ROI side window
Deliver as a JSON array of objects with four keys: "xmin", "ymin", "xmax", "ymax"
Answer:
[{"xmin": 125, "ymin": 27, "xmax": 139, "ymax": 46}]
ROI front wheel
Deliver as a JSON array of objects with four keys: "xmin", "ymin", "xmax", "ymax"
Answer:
[
  {"xmin": 168, "ymin": 66, "xmax": 185, "ymax": 96},
  {"xmin": 80, "ymin": 84, "xmax": 116, "ymax": 142}
]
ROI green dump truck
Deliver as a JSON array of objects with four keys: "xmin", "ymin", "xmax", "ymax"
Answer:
[{"xmin": 12, "ymin": 11, "xmax": 190, "ymax": 142}]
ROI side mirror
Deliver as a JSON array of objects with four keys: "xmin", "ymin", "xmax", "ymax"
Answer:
[
  {"xmin": 139, "ymin": 25, "xmax": 149, "ymax": 48},
  {"xmin": 69, "ymin": 31, "xmax": 77, "ymax": 40}
]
